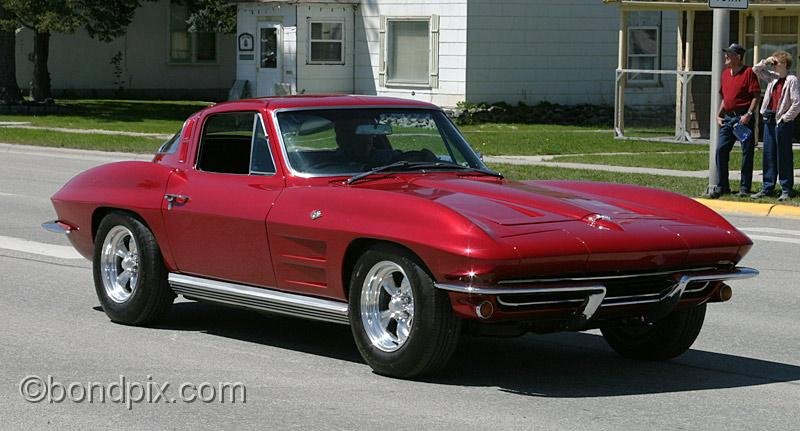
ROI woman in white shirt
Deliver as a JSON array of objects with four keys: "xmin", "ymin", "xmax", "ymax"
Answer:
[{"xmin": 751, "ymin": 51, "xmax": 800, "ymax": 201}]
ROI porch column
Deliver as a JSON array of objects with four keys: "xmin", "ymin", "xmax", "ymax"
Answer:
[
  {"xmin": 675, "ymin": 11, "xmax": 685, "ymax": 138},
  {"xmin": 615, "ymin": 8, "xmax": 628, "ymax": 137},
  {"xmin": 753, "ymin": 10, "xmax": 762, "ymax": 64}
]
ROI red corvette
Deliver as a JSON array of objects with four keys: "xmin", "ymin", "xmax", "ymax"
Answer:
[{"xmin": 45, "ymin": 96, "xmax": 757, "ymax": 378}]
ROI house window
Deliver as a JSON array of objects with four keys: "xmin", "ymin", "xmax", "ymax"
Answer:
[
  {"xmin": 388, "ymin": 20, "xmax": 429, "ymax": 85},
  {"xmin": 309, "ymin": 21, "xmax": 344, "ymax": 64},
  {"xmin": 627, "ymin": 26, "xmax": 660, "ymax": 84},
  {"xmin": 380, "ymin": 16, "xmax": 439, "ymax": 88},
  {"xmin": 169, "ymin": 1, "xmax": 217, "ymax": 64}
]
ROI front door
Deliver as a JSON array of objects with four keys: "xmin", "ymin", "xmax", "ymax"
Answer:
[
  {"xmin": 162, "ymin": 110, "xmax": 283, "ymax": 287},
  {"xmin": 257, "ymin": 22, "xmax": 282, "ymax": 96}
]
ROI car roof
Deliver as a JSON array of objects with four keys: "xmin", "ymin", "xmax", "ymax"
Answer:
[{"xmin": 210, "ymin": 95, "xmax": 440, "ymax": 111}]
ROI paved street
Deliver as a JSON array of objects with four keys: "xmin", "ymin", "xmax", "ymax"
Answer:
[{"xmin": 0, "ymin": 145, "xmax": 798, "ymax": 430}]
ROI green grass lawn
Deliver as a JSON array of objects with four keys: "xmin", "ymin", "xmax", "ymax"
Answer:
[
  {"xmin": 459, "ymin": 123, "xmax": 692, "ymax": 155},
  {"xmin": 0, "ymin": 128, "xmax": 163, "ymax": 153},
  {"xmin": 551, "ymin": 149, "xmax": 800, "ymax": 170},
  {"xmin": 0, "ymin": 99, "xmax": 211, "ymax": 134}
]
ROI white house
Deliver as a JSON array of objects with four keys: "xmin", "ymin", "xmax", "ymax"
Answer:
[
  {"xmin": 21, "ymin": 0, "xmax": 800, "ymax": 117},
  {"xmin": 233, "ymin": 0, "xmax": 667, "ymax": 107},
  {"xmin": 14, "ymin": 0, "xmax": 659, "ymax": 107}
]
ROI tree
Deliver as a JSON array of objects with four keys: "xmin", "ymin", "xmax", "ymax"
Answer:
[
  {"xmin": 3, "ymin": 0, "xmax": 146, "ymax": 101},
  {"xmin": 0, "ymin": 4, "xmax": 21, "ymax": 104},
  {"xmin": 185, "ymin": 0, "xmax": 236, "ymax": 34}
]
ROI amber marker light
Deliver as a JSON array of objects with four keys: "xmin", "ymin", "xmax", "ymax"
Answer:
[{"xmin": 475, "ymin": 301, "xmax": 494, "ymax": 319}]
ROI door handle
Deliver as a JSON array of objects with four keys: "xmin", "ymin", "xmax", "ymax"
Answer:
[{"xmin": 165, "ymin": 194, "xmax": 190, "ymax": 210}]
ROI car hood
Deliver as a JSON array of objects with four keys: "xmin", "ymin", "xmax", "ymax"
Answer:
[
  {"xmin": 363, "ymin": 176, "xmax": 672, "ymax": 230},
  {"xmin": 347, "ymin": 176, "xmax": 751, "ymax": 274}
]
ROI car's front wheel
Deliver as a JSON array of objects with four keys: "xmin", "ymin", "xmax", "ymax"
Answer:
[
  {"xmin": 348, "ymin": 244, "xmax": 461, "ymax": 378},
  {"xmin": 93, "ymin": 212, "xmax": 174, "ymax": 325},
  {"xmin": 601, "ymin": 303, "xmax": 706, "ymax": 360}
]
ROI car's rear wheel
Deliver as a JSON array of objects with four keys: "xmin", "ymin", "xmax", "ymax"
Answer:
[
  {"xmin": 93, "ymin": 212, "xmax": 174, "ymax": 325},
  {"xmin": 348, "ymin": 244, "xmax": 461, "ymax": 378},
  {"xmin": 601, "ymin": 303, "xmax": 706, "ymax": 360}
]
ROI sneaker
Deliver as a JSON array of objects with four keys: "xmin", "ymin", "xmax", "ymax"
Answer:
[
  {"xmin": 735, "ymin": 189, "xmax": 751, "ymax": 197},
  {"xmin": 751, "ymin": 190, "xmax": 773, "ymax": 199},
  {"xmin": 703, "ymin": 191, "xmax": 721, "ymax": 199},
  {"xmin": 778, "ymin": 192, "xmax": 791, "ymax": 202}
]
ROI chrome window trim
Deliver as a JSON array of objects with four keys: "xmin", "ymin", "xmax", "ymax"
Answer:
[
  {"xmin": 270, "ymin": 106, "xmax": 486, "ymax": 179},
  {"xmin": 194, "ymin": 110, "xmax": 277, "ymax": 177}
]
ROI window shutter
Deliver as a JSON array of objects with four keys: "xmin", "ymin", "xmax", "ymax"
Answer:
[
  {"xmin": 429, "ymin": 14, "xmax": 439, "ymax": 88},
  {"xmin": 379, "ymin": 16, "xmax": 387, "ymax": 87}
]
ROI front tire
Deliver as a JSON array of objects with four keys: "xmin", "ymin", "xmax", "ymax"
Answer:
[
  {"xmin": 348, "ymin": 244, "xmax": 461, "ymax": 378},
  {"xmin": 93, "ymin": 212, "xmax": 174, "ymax": 325},
  {"xmin": 601, "ymin": 303, "xmax": 706, "ymax": 360}
]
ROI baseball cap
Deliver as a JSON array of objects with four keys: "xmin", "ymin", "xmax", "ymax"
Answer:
[{"xmin": 722, "ymin": 43, "xmax": 746, "ymax": 57}]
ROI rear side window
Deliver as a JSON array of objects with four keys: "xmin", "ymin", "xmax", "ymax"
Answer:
[
  {"xmin": 158, "ymin": 131, "xmax": 181, "ymax": 154},
  {"xmin": 196, "ymin": 112, "xmax": 275, "ymax": 175}
]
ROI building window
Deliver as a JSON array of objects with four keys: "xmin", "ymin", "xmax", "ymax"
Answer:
[
  {"xmin": 627, "ymin": 26, "xmax": 660, "ymax": 84},
  {"xmin": 380, "ymin": 16, "xmax": 440, "ymax": 88},
  {"xmin": 309, "ymin": 21, "xmax": 344, "ymax": 64},
  {"xmin": 743, "ymin": 15, "xmax": 798, "ymax": 71},
  {"xmin": 169, "ymin": 1, "xmax": 217, "ymax": 64}
]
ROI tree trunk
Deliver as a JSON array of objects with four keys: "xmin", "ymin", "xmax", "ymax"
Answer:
[
  {"xmin": 31, "ymin": 30, "xmax": 51, "ymax": 102},
  {"xmin": 0, "ymin": 6, "xmax": 22, "ymax": 104}
]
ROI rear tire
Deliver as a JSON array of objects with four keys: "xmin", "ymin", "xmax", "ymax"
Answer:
[
  {"xmin": 601, "ymin": 303, "xmax": 706, "ymax": 360},
  {"xmin": 348, "ymin": 244, "xmax": 461, "ymax": 378},
  {"xmin": 93, "ymin": 212, "xmax": 174, "ymax": 325}
]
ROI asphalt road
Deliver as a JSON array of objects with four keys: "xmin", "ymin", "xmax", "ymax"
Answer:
[{"xmin": 1, "ymin": 144, "xmax": 798, "ymax": 430}]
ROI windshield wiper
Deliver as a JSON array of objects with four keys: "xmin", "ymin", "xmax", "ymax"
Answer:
[
  {"xmin": 346, "ymin": 161, "xmax": 503, "ymax": 184},
  {"xmin": 346, "ymin": 161, "xmax": 416, "ymax": 184}
]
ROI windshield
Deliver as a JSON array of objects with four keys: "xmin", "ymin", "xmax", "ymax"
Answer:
[{"xmin": 276, "ymin": 108, "xmax": 486, "ymax": 175}]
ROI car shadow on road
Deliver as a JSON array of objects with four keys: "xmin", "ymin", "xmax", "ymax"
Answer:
[
  {"xmin": 117, "ymin": 301, "xmax": 800, "ymax": 397},
  {"xmin": 142, "ymin": 301, "xmax": 363, "ymax": 363}
]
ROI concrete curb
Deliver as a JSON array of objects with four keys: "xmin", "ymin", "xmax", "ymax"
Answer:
[{"xmin": 695, "ymin": 198, "xmax": 800, "ymax": 219}]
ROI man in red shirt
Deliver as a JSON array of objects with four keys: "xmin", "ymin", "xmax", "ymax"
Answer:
[{"xmin": 709, "ymin": 43, "xmax": 761, "ymax": 199}]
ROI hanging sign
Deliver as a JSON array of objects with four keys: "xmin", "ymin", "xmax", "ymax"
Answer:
[{"xmin": 708, "ymin": 0, "xmax": 748, "ymax": 9}]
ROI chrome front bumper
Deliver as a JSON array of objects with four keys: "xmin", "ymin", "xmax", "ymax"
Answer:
[{"xmin": 436, "ymin": 267, "xmax": 759, "ymax": 327}]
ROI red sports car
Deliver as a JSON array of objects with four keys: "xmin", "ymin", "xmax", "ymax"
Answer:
[{"xmin": 45, "ymin": 95, "xmax": 757, "ymax": 378}]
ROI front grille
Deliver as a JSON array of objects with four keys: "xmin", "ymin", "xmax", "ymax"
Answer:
[{"xmin": 495, "ymin": 268, "xmax": 717, "ymax": 310}]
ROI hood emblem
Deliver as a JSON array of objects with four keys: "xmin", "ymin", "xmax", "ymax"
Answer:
[
  {"xmin": 310, "ymin": 210, "xmax": 323, "ymax": 220},
  {"xmin": 583, "ymin": 214, "xmax": 623, "ymax": 231}
]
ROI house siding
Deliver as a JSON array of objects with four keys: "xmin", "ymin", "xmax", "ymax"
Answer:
[
  {"xmin": 14, "ymin": 0, "xmax": 235, "ymax": 100},
  {"xmin": 465, "ymin": 0, "xmax": 678, "ymax": 107},
  {"xmin": 354, "ymin": 0, "xmax": 468, "ymax": 107}
]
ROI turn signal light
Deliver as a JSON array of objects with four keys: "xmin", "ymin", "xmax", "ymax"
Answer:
[{"xmin": 475, "ymin": 301, "xmax": 494, "ymax": 319}]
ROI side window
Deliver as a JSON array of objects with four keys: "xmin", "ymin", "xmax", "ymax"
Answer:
[
  {"xmin": 197, "ymin": 112, "xmax": 258, "ymax": 174},
  {"xmin": 158, "ymin": 130, "xmax": 181, "ymax": 154},
  {"xmin": 250, "ymin": 117, "xmax": 275, "ymax": 174}
]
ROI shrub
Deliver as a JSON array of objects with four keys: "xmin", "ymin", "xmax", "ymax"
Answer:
[{"xmin": 454, "ymin": 101, "xmax": 613, "ymax": 127}]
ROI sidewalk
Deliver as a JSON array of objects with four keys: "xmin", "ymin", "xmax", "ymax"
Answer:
[{"xmin": 484, "ymin": 155, "xmax": 800, "ymax": 183}]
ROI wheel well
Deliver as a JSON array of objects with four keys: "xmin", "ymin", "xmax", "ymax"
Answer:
[
  {"xmin": 341, "ymin": 238, "xmax": 433, "ymax": 298},
  {"xmin": 91, "ymin": 207, "xmax": 150, "ymax": 242}
]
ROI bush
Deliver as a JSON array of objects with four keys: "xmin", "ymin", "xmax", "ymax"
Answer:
[{"xmin": 454, "ymin": 101, "xmax": 613, "ymax": 127}]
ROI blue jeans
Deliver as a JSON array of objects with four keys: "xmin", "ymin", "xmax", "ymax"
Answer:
[
  {"xmin": 761, "ymin": 115, "xmax": 795, "ymax": 194},
  {"xmin": 716, "ymin": 113, "xmax": 755, "ymax": 193}
]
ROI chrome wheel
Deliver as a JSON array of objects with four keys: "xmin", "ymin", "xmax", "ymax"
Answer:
[
  {"xmin": 360, "ymin": 260, "xmax": 415, "ymax": 352},
  {"xmin": 100, "ymin": 226, "xmax": 139, "ymax": 303}
]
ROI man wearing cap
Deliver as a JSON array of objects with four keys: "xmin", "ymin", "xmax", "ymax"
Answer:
[{"xmin": 710, "ymin": 43, "xmax": 761, "ymax": 199}]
